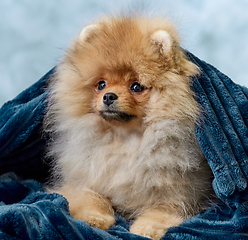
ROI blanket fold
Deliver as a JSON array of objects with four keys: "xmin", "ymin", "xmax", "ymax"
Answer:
[
  {"xmin": 0, "ymin": 51, "xmax": 247, "ymax": 239},
  {"xmin": 0, "ymin": 68, "xmax": 54, "ymax": 182},
  {"xmin": 187, "ymin": 51, "xmax": 248, "ymax": 200}
]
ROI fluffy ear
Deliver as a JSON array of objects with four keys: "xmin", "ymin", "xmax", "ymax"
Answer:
[
  {"xmin": 78, "ymin": 24, "xmax": 99, "ymax": 42},
  {"xmin": 151, "ymin": 30, "xmax": 172, "ymax": 55}
]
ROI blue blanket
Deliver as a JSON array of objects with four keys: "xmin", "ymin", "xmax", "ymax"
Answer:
[{"xmin": 0, "ymin": 51, "xmax": 248, "ymax": 239}]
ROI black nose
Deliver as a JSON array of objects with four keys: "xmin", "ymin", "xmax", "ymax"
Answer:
[{"xmin": 103, "ymin": 92, "xmax": 118, "ymax": 106}]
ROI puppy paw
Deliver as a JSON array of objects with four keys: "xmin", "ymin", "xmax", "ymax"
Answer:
[
  {"xmin": 130, "ymin": 209, "xmax": 183, "ymax": 240},
  {"xmin": 130, "ymin": 220, "xmax": 167, "ymax": 240},
  {"xmin": 77, "ymin": 210, "xmax": 115, "ymax": 230},
  {"xmin": 57, "ymin": 186, "xmax": 115, "ymax": 230}
]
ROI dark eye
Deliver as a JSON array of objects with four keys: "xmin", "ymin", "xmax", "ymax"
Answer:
[
  {"xmin": 97, "ymin": 80, "xmax": 106, "ymax": 91},
  {"xmin": 130, "ymin": 82, "xmax": 144, "ymax": 93}
]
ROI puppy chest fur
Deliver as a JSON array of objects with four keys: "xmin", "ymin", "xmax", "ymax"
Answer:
[{"xmin": 50, "ymin": 113, "xmax": 211, "ymax": 218}]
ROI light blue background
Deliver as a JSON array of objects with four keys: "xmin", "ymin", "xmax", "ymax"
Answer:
[{"xmin": 0, "ymin": 0, "xmax": 247, "ymax": 106}]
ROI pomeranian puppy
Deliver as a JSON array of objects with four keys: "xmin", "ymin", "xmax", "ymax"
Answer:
[{"xmin": 45, "ymin": 15, "xmax": 213, "ymax": 240}]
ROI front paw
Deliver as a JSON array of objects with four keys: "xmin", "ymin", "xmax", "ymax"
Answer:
[
  {"xmin": 76, "ymin": 210, "xmax": 115, "ymax": 230},
  {"xmin": 56, "ymin": 186, "xmax": 115, "ymax": 230},
  {"xmin": 68, "ymin": 192, "xmax": 115, "ymax": 230},
  {"xmin": 130, "ymin": 220, "xmax": 167, "ymax": 240},
  {"xmin": 130, "ymin": 209, "xmax": 183, "ymax": 240}
]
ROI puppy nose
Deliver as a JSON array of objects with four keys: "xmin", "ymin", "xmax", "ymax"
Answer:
[{"xmin": 103, "ymin": 92, "xmax": 118, "ymax": 106}]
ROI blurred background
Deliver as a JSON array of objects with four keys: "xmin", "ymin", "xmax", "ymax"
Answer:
[{"xmin": 0, "ymin": 0, "xmax": 247, "ymax": 106}]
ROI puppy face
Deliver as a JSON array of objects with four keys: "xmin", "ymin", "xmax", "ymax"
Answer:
[
  {"xmin": 93, "ymin": 71, "xmax": 151, "ymax": 125},
  {"xmin": 53, "ymin": 17, "xmax": 199, "ymax": 127}
]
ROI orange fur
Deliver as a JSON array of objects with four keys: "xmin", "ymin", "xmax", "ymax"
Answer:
[
  {"xmin": 58, "ymin": 186, "xmax": 115, "ymax": 230},
  {"xmin": 45, "ymin": 15, "xmax": 213, "ymax": 240},
  {"xmin": 130, "ymin": 208, "xmax": 183, "ymax": 239}
]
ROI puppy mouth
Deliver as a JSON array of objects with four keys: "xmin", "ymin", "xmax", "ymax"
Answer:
[{"xmin": 100, "ymin": 110, "xmax": 136, "ymax": 123}]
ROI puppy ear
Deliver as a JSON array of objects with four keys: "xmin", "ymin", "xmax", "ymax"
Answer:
[
  {"xmin": 78, "ymin": 24, "xmax": 99, "ymax": 42},
  {"xmin": 151, "ymin": 30, "xmax": 172, "ymax": 55}
]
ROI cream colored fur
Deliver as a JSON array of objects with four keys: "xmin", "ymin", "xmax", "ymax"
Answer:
[{"xmin": 45, "ymin": 15, "xmax": 213, "ymax": 240}]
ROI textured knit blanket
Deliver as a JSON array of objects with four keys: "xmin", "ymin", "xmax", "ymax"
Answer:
[{"xmin": 0, "ymin": 51, "xmax": 247, "ymax": 239}]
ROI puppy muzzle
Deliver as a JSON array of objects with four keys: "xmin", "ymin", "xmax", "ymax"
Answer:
[{"xmin": 100, "ymin": 92, "xmax": 135, "ymax": 123}]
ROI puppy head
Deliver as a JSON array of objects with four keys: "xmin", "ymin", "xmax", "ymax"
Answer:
[{"xmin": 53, "ymin": 16, "xmax": 199, "ymax": 128}]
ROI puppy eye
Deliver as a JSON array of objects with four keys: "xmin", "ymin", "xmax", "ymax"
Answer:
[
  {"xmin": 130, "ymin": 82, "xmax": 144, "ymax": 93},
  {"xmin": 97, "ymin": 80, "xmax": 106, "ymax": 91}
]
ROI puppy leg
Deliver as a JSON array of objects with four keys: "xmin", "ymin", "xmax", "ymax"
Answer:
[
  {"xmin": 58, "ymin": 186, "xmax": 115, "ymax": 230},
  {"xmin": 130, "ymin": 208, "xmax": 183, "ymax": 240}
]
